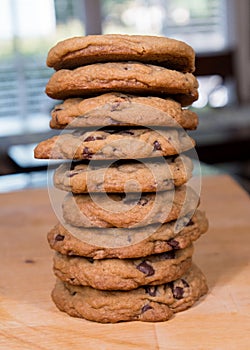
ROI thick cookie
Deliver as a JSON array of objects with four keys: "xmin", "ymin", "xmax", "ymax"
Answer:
[
  {"xmin": 53, "ymin": 155, "xmax": 193, "ymax": 193},
  {"xmin": 62, "ymin": 185, "xmax": 199, "ymax": 228},
  {"xmin": 34, "ymin": 128, "xmax": 195, "ymax": 160},
  {"xmin": 53, "ymin": 245, "xmax": 193, "ymax": 290},
  {"xmin": 46, "ymin": 34, "xmax": 195, "ymax": 72},
  {"xmin": 45, "ymin": 62, "xmax": 198, "ymax": 103},
  {"xmin": 47, "ymin": 210, "xmax": 208, "ymax": 259},
  {"xmin": 50, "ymin": 93, "xmax": 198, "ymax": 130},
  {"xmin": 51, "ymin": 264, "xmax": 208, "ymax": 323}
]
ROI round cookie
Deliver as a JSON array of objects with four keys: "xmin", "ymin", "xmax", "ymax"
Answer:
[
  {"xmin": 53, "ymin": 155, "xmax": 193, "ymax": 193},
  {"xmin": 49, "ymin": 93, "xmax": 198, "ymax": 130},
  {"xmin": 53, "ymin": 245, "xmax": 193, "ymax": 290},
  {"xmin": 46, "ymin": 34, "xmax": 195, "ymax": 72},
  {"xmin": 45, "ymin": 62, "xmax": 199, "ymax": 104},
  {"xmin": 47, "ymin": 210, "xmax": 208, "ymax": 258},
  {"xmin": 51, "ymin": 264, "xmax": 208, "ymax": 323},
  {"xmin": 34, "ymin": 128, "xmax": 195, "ymax": 160},
  {"xmin": 62, "ymin": 185, "xmax": 199, "ymax": 228},
  {"xmin": 48, "ymin": 210, "xmax": 208, "ymax": 259}
]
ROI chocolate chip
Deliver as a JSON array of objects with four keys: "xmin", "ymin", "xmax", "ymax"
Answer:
[
  {"xmin": 136, "ymin": 261, "xmax": 155, "ymax": 276},
  {"xmin": 110, "ymin": 102, "xmax": 121, "ymax": 111},
  {"xmin": 87, "ymin": 257, "xmax": 94, "ymax": 264},
  {"xmin": 84, "ymin": 136, "xmax": 96, "ymax": 142},
  {"xmin": 144, "ymin": 286, "xmax": 157, "ymax": 296},
  {"xmin": 82, "ymin": 147, "xmax": 93, "ymax": 159},
  {"xmin": 138, "ymin": 197, "xmax": 148, "ymax": 206},
  {"xmin": 82, "ymin": 147, "xmax": 89, "ymax": 156},
  {"xmin": 84, "ymin": 136, "xmax": 104, "ymax": 142},
  {"xmin": 167, "ymin": 239, "xmax": 180, "ymax": 249},
  {"xmin": 127, "ymin": 234, "xmax": 132, "ymax": 243},
  {"xmin": 70, "ymin": 291, "xmax": 77, "ymax": 296},
  {"xmin": 141, "ymin": 304, "xmax": 153, "ymax": 313},
  {"xmin": 153, "ymin": 140, "xmax": 162, "ymax": 151},
  {"xmin": 173, "ymin": 286, "xmax": 184, "ymax": 299},
  {"xmin": 181, "ymin": 279, "xmax": 190, "ymax": 288},
  {"xmin": 159, "ymin": 250, "xmax": 176, "ymax": 260},
  {"xmin": 55, "ymin": 234, "xmax": 65, "ymax": 241}
]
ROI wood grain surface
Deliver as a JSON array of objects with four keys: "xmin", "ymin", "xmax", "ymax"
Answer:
[{"xmin": 0, "ymin": 174, "xmax": 249, "ymax": 349}]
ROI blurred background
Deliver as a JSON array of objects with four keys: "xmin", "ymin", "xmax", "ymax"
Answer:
[{"xmin": 0, "ymin": 0, "xmax": 249, "ymax": 192}]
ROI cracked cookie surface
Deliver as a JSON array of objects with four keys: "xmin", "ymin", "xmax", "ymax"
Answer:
[
  {"xmin": 61, "ymin": 185, "xmax": 199, "ymax": 228},
  {"xmin": 46, "ymin": 34, "xmax": 195, "ymax": 72},
  {"xmin": 53, "ymin": 245, "xmax": 193, "ymax": 290},
  {"xmin": 51, "ymin": 264, "xmax": 208, "ymax": 323},
  {"xmin": 47, "ymin": 210, "xmax": 208, "ymax": 258},
  {"xmin": 34, "ymin": 128, "xmax": 195, "ymax": 160},
  {"xmin": 50, "ymin": 93, "xmax": 198, "ymax": 129},
  {"xmin": 45, "ymin": 62, "xmax": 198, "ymax": 104},
  {"xmin": 53, "ymin": 155, "xmax": 193, "ymax": 193}
]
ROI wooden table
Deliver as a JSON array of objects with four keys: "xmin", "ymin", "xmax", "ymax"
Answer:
[{"xmin": 0, "ymin": 175, "xmax": 249, "ymax": 349}]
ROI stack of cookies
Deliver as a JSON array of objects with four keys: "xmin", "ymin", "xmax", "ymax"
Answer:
[{"xmin": 34, "ymin": 34, "xmax": 208, "ymax": 323}]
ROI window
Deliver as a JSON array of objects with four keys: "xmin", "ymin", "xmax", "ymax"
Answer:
[
  {"xmin": 101, "ymin": 0, "xmax": 233, "ymax": 109},
  {"xmin": 101, "ymin": 0, "xmax": 229, "ymax": 52},
  {"xmin": 0, "ymin": 0, "xmax": 232, "ymax": 137},
  {"xmin": 0, "ymin": 0, "xmax": 86, "ymax": 185},
  {"xmin": 0, "ymin": 0, "xmax": 240, "ymax": 189},
  {"xmin": 0, "ymin": 0, "xmax": 85, "ymax": 138}
]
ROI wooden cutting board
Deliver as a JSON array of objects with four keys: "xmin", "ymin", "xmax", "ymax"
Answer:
[{"xmin": 0, "ymin": 174, "xmax": 250, "ymax": 349}]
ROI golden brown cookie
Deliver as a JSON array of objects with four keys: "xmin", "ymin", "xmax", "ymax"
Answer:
[
  {"xmin": 34, "ymin": 128, "xmax": 195, "ymax": 160},
  {"xmin": 51, "ymin": 264, "xmax": 208, "ymax": 323},
  {"xmin": 45, "ymin": 62, "xmax": 198, "ymax": 103},
  {"xmin": 53, "ymin": 155, "xmax": 193, "ymax": 193},
  {"xmin": 53, "ymin": 245, "xmax": 193, "ymax": 290},
  {"xmin": 46, "ymin": 34, "xmax": 195, "ymax": 72},
  {"xmin": 62, "ymin": 185, "xmax": 199, "ymax": 228},
  {"xmin": 47, "ymin": 210, "xmax": 208, "ymax": 259},
  {"xmin": 50, "ymin": 93, "xmax": 198, "ymax": 130}
]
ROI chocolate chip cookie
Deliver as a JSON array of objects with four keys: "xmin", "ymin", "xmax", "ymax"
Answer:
[
  {"xmin": 45, "ymin": 62, "xmax": 199, "ymax": 104},
  {"xmin": 51, "ymin": 264, "xmax": 208, "ymax": 323},
  {"xmin": 62, "ymin": 185, "xmax": 199, "ymax": 228},
  {"xmin": 46, "ymin": 34, "xmax": 195, "ymax": 72},
  {"xmin": 53, "ymin": 155, "xmax": 193, "ymax": 193},
  {"xmin": 53, "ymin": 244, "xmax": 193, "ymax": 290},
  {"xmin": 34, "ymin": 128, "xmax": 195, "ymax": 160},
  {"xmin": 47, "ymin": 210, "xmax": 208, "ymax": 258},
  {"xmin": 49, "ymin": 93, "xmax": 198, "ymax": 129}
]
